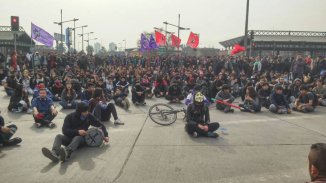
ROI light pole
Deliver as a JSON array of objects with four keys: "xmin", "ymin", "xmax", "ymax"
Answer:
[
  {"xmin": 72, "ymin": 18, "xmax": 79, "ymax": 52},
  {"xmin": 84, "ymin": 38, "xmax": 98, "ymax": 47},
  {"xmin": 54, "ymin": 9, "xmax": 80, "ymax": 52},
  {"xmin": 244, "ymin": 0, "xmax": 250, "ymax": 56},
  {"xmin": 72, "ymin": 25, "xmax": 87, "ymax": 51},
  {"xmin": 80, "ymin": 32, "xmax": 94, "ymax": 50},
  {"xmin": 122, "ymin": 40, "xmax": 126, "ymax": 51},
  {"xmin": 163, "ymin": 14, "xmax": 190, "ymax": 58}
]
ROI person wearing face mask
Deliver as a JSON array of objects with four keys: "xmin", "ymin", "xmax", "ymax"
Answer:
[
  {"xmin": 41, "ymin": 102, "xmax": 109, "ymax": 162},
  {"xmin": 185, "ymin": 92, "xmax": 219, "ymax": 138}
]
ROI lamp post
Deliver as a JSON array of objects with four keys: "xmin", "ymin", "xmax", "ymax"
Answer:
[
  {"xmin": 122, "ymin": 40, "xmax": 126, "ymax": 51},
  {"xmin": 54, "ymin": 9, "xmax": 79, "ymax": 52},
  {"xmin": 244, "ymin": 0, "xmax": 250, "ymax": 56}
]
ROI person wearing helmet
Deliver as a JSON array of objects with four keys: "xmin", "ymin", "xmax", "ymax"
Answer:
[
  {"xmin": 215, "ymin": 84, "xmax": 235, "ymax": 113},
  {"xmin": 41, "ymin": 102, "xmax": 109, "ymax": 163},
  {"xmin": 185, "ymin": 92, "xmax": 219, "ymax": 138}
]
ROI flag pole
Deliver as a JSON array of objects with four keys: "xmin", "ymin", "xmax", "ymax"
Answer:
[{"xmin": 30, "ymin": 23, "xmax": 35, "ymax": 78}]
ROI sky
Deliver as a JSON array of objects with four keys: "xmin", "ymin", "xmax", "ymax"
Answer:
[{"xmin": 1, "ymin": 0, "xmax": 325, "ymax": 50}]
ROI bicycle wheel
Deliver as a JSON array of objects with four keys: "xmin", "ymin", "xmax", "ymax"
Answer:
[{"xmin": 148, "ymin": 103, "xmax": 177, "ymax": 126}]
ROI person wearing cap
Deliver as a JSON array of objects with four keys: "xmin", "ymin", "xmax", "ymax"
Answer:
[
  {"xmin": 215, "ymin": 84, "xmax": 235, "ymax": 113},
  {"xmin": 33, "ymin": 81, "xmax": 54, "ymax": 100},
  {"xmin": 32, "ymin": 88, "xmax": 58, "ymax": 128},
  {"xmin": 131, "ymin": 82, "xmax": 146, "ymax": 105},
  {"xmin": 269, "ymin": 85, "xmax": 291, "ymax": 114},
  {"xmin": 294, "ymin": 85, "xmax": 317, "ymax": 113},
  {"xmin": 0, "ymin": 110, "xmax": 22, "ymax": 146},
  {"xmin": 41, "ymin": 102, "xmax": 109, "ymax": 162},
  {"xmin": 306, "ymin": 143, "xmax": 326, "ymax": 183},
  {"xmin": 185, "ymin": 92, "xmax": 219, "ymax": 138}
]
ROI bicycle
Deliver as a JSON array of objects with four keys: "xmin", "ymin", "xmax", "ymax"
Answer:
[{"xmin": 148, "ymin": 103, "xmax": 186, "ymax": 126}]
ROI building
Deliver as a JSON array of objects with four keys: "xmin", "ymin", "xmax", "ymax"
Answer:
[
  {"xmin": 0, "ymin": 26, "xmax": 35, "ymax": 57},
  {"xmin": 219, "ymin": 30, "xmax": 326, "ymax": 57}
]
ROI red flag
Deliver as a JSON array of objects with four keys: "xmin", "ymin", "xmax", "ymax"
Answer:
[
  {"xmin": 231, "ymin": 44, "xmax": 246, "ymax": 55},
  {"xmin": 187, "ymin": 32, "xmax": 199, "ymax": 48},
  {"xmin": 171, "ymin": 34, "xmax": 181, "ymax": 47},
  {"xmin": 155, "ymin": 31, "xmax": 166, "ymax": 46}
]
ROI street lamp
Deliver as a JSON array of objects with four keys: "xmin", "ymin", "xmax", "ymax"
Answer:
[
  {"xmin": 244, "ymin": 0, "xmax": 250, "ymax": 56},
  {"xmin": 84, "ymin": 37, "xmax": 98, "ymax": 47},
  {"xmin": 54, "ymin": 9, "xmax": 79, "ymax": 52}
]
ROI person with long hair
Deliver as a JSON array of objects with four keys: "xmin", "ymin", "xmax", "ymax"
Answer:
[
  {"xmin": 88, "ymin": 88, "xmax": 124, "ymax": 125},
  {"xmin": 59, "ymin": 81, "xmax": 77, "ymax": 109},
  {"xmin": 239, "ymin": 86, "xmax": 261, "ymax": 113},
  {"xmin": 8, "ymin": 84, "xmax": 32, "ymax": 113}
]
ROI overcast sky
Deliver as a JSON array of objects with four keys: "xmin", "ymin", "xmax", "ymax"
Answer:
[{"xmin": 1, "ymin": 0, "xmax": 325, "ymax": 49}]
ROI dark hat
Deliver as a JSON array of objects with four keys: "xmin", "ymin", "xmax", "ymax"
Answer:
[
  {"xmin": 222, "ymin": 84, "xmax": 230, "ymax": 90},
  {"xmin": 76, "ymin": 102, "xmax": 89, "ymax": 113},
  {"xmin": 274, "ymin": 85, "xmax": 284, "ymax": 91}
]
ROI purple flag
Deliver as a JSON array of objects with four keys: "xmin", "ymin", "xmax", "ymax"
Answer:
[
  {"xmin": 140, "ymin": 33, "xmax": 149, "ymax": 52},
  {"xmin": 149, "ymin": 34, "xmax": 158, "ymax": 50},
  {"xmin": 31, "ymin": 23, "xmax": 54, "ymax": 47}
]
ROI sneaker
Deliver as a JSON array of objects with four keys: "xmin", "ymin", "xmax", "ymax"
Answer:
[
  {"xmin": 142, "ymin": 102, "xmax": 146, "ymax": 105},
  {"xmin": 206, "ymin": 132, "xmax": 219, "ymax": 138},
  {"xmin": 3, "ymin": 137, "xmax": 22, "ymax": 146},
  {"xmin": 192, "ymin": 132, "xmax": 198, "ymax": 138},
  {"xmin": 229, "ymin": 109, "xmax": 234, "ymax": 113},
  {"xmin": 47, "ymin": 122, "xmax": 56, "ymax": 129},
  {"xmin": 35, "ymin": 123, "xmax": 42, "ymax": 128},
  {"xmin": 59, "ymin": 147, "xmax": 72, "ymax": 162},
  {"xmin": 135, "ymin": 102, "xmax": 140, "ymax": 105},
  {"xmin": 27, "ymin": 108, "xmax": 33, "ymax": 114},
  {"xmin": 114, "ymin": 119, "xmax": 125, "ymax": 125},
  {"xmin": 42, "ymin": 147, "xmax": 59, "ymax": 162}
]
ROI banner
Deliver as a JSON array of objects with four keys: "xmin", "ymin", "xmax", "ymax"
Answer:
[
  {"xmin": 171, "ymin": 34, "xmax": 181, "ymax": 47},
  {"xmin": 187, "ymin": 32, "xmax": 199, "ymax": 49},
  {"xmin": 149, "ymin": 34, "xmax": 158, "ymax": 50},
  {"xmin": 155, "ymin": 31, "xmax": 166, "ymax": 46},
  {"xmin": 140, "ymin": 33, "xmax": 149, "ymax": 52},
  {"xmin": 31, "ymin": 23, "xmax": 54, "ymax": 47}
]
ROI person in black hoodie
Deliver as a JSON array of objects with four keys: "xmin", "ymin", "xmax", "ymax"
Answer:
[
  {"xmin": 41, "ymin": 102, "xmax": 109, "ymax": 162},
  {"xmin": 185, "ymin": 92, "xmax": 219, "ymax": 138},
  {"xmin": 258, "ymin": 82, "xmax": 271, "ymax": 109},
  {"xmin": 131, "ymin": 82, "xmax": 146, "ymax": 105},
  {"xmin": 0, "ymin": 111, "xmax": 22, "ymax": 146},
  {"xmin": 269, "ymin": 85, "xmax": 291, "ymax": 114}
]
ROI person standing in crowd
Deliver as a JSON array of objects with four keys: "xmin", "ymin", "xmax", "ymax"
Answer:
[
  {"xmin": 307, "ymin": 143, "xmax": 326, "ymax": 183},
  {"xmin": 32, "ymin": 87, "xmax": 58, "ymax": 128},
  {"xmin": 291, "ymin": 55, "xmax": 307, "ymax": 81},
  {"xmin": 185, "ymin": 92, "xmax": 219, "ymax": 138},
  {"xmin": 41, "ymin": 102, "xmax": 109, "ymax": 162},
  {"xmin": 32, "ymin": 52, "xmax": 41, "ymax": 69}
]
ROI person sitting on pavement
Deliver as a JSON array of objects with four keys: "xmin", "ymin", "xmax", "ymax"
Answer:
[
  {"xmin": 115, "ymin": 76, "xmax": 129, "ymax": 94},
  {"xmin": 113, "ymin": 87, "xmax": 130, "ymax": 110},
  {"xmin": 59, "ymin": 81, "xmax": 77, "ymax": 109},
  {"xmin": 307, "ymin": 143, "xmax": 326, "ymax": 183},
  {"xmin": 153, "ymin": 75, "xmax": 168, "ymax": 98},
  {"xmin": 294, "ymin": 85, "xmax": 317, "ymax": 113},
  {"xmin": 239, "ymin": 86, "xmax": 261, "ymax": 113},
  {"xmin": 0, "ymin": 111, "xmax": 22, "ymax": 146},
  {"xmin": 141, "ymin": 74, "xmax": 153, "ymax": 98},
  {"xmin": 8, "ymin": 84, "xmax": 32, "ymax": 113},
  {"xmin": 41, "ymin": 102, "xmax": 109, "ymax": 163},
  {"xmin": 165, "ymin": 80, "xmax": 184, "ymax": 103},
  {"xmin": 131, "ymin": 82, "xmax": 146, "ymax": 105},
  {"xmin": 81, "ymin": 83, "xmax": 95, "ymax": 103},
  {"xmin": 3, "ymin": 72, "xmax": 17, "ymax": 96},
  {"xmin": 33, "ymin": 82, "xmax": 54, "ymax": 101},
  {"xmin": 49, "ymin": 79, "xmax": 64, "ymax": 101},
  {"xmin": 215, "ymin": 84, "xmax": 235, "ymax": 113},
  {"xmin": 258, "ymin": 82, "xmax": 271, "ymax": 109},
  {"xmin": 312, "ymin": 79, "xmax": 326, "ymax": 106},
  {"xmin": 32, "ymin": 87, "xmax": 58, "ymax": 128},
  {"xmin": 88, "ymin": 88, "xmax": 124, "ymax": 125},
  {"xmin": 269, "ymin": 85, "xmax": 292, "ymax": 114},
  {"xmin": 185, "ymin": 92, "xmax": 220, "ymax": 138}
]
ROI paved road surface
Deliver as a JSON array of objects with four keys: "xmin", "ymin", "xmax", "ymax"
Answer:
[{"xmin": 0, "ymin": 91, "xmax": 325, "ymax": 183}]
